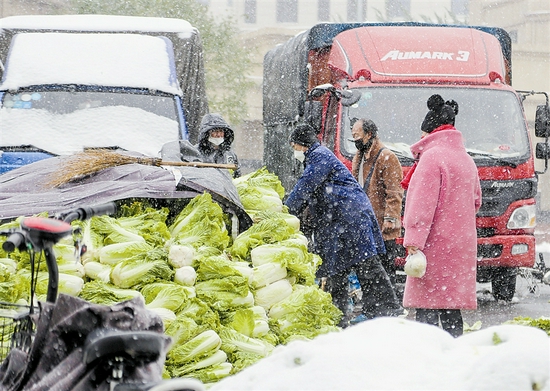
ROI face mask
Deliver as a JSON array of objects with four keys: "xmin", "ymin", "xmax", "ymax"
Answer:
[
  {"xmin": 294, "ymin": 150, "xmax": 305, "ymax": 162},
  {"xmin": 354, "ymin": 139, "xmax": 365, "ymax": 151},
  {"xmin": 209, "ymin": 137, "xmax": 224, "ymax": 146},
  {"xmin": 355, "ymin": 136, "xmax": 374, "ymax": 152}
]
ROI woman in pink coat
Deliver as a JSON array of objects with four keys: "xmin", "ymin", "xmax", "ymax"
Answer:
[{"xmin": 402, "ymin": 94, "xmax": 482, "ymax": 337}]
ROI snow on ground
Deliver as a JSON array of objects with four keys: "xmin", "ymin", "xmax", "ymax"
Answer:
[{"xmin": 211, "ymin": 317, "xmax": 550, "ymax": 391}]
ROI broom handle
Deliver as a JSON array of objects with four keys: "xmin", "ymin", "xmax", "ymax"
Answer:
[{"xmin": 152, "ymin": 159, "xmax": 237, "ymax": 170}]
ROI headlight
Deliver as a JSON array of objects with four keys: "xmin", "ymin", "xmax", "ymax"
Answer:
[{"xmin": 507, "ymin": 204, "xmax": 536, "ymax": 229}]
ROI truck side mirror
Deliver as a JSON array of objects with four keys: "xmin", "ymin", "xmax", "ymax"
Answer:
[
  {"xmin": 340, "ymin": 90, "xmax": 361, "ymax": 107},
  {"xmin": 308, "ymin": 83, "xmax": 334, "ymax": 99},
  {"xmin": 536, "ymin": 142, "xmax": 550, "ymax": 160},
  {"xmin": 535, "ymin": 105, "xmax": 550, "ymax": 138},
  {"xmin": 304, "ymin": 100, "xmax": 323, "ymax": 132}
]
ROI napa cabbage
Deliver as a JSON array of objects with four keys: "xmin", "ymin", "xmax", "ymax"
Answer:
[
  {"xmin": 219, "ymin": 325, "xmax": 274, "ymax": 357},
  {"xmin": 253, "ymin": 279, "xmax": 293, "ymax": 310},
  {"xmin": 110, "ymin": 249, "xmax": 174, "ymax": 289},
  {"xmin": 229, "ymin": 218, "xmax": 296, "ymax": 260},
  {"xmin": 169, "ymin": 194, "xmax": 229, "ymax": 251},
  {"xmin": 268, "ymin": 285, "xmax": 342, "ymax": 343},
  {"xmin": 79, "ymin": 280, "xmax": 143, "ymax": 306},
  {"xmin": 233, "ymin": 167, "xmax": 285, "ymax": 199},
  {"xmin": 91, "ymin": 215, "xmax": 146, "ymax": 244},
  {"xmin": 167, "ymin": 329, "xmax": 222, "ymax": 366},
  {"xmin": 195, "ymin": 255, "xmax": 248, "ymax": 282},
  {"xmin": 141, "ymin": 282, "xmax": 195, "ymax": 312},
  {"xmin": 195, "ymin": 277, "xmax": 254, "ymax": 312},
  {"xmin": 98, "ymin": 241, "xmax": 153, "ymax": 266},
  {"xmin": 83, "ymin": 261, "xmax": 112, "ymax": 283},
  {"xmin": 250, "ymin": 262, "xmax": 288, "ymax": 289},
  {"xmin": 250, "ymin": 241, "xmax": 321, "ymax": 285}
]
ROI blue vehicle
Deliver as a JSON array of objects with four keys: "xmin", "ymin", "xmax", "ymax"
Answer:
[{"xmin": 0, "ymin": 15, "xmax": 209, "ymax": 174}]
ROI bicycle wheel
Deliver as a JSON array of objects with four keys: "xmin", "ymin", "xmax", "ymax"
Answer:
[{"xmin": 515, "ymin": 268, "xmax": 541, "ymax": 298}]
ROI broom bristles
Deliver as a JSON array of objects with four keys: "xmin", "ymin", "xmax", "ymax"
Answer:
[{"xmin": 45, "ymin": 149, "xmax": 157, "ymax": 188}]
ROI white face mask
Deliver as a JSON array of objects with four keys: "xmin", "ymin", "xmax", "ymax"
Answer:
[
  {"xmin": 208, "ymin": 137, "xmax": 224, "ymax": 146},
  {"xmin": 294, "ymin": 150, "xmax": 305, "ymax": 162}
]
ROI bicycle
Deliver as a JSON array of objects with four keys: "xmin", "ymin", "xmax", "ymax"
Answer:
[
  {"xmin": 515, "ymin": 253, "xmax": 550, "ymax": 298},
  {"xmin": 0, "ymin": 204, "xmax": 205, "ymax": 391}
]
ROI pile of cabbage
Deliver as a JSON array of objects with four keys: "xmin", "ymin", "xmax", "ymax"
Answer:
[{"xmin": 0, "ymin": 167, "xmax": 342, "ymax": 384}]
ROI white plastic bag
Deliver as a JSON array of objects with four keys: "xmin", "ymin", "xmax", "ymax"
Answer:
[{"xmin": 404, "ymin": 251, "xmax": 427, "ymax": 278}]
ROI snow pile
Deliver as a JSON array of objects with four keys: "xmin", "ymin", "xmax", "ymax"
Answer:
[{"xmin": 211, "ymin": 317, "xmax": 550, "ymax": 391}]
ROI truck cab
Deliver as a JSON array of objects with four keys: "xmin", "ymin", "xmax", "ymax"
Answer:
[
  {"xmin": 263, "ymin": 22, "xmax": 550, "ymax": 301},
  {"xmin": 0, "ymin": 15, "xmax": 209, "ymax": 174}
]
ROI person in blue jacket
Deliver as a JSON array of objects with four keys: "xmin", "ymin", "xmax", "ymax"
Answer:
[{"xmin": 285, "ymin": 123, "xmax": 403, "ymax": 326}]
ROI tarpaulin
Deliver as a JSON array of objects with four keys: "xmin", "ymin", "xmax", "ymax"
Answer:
[{"xmin": 0, "ymin": 153, "xmax": 252, "ymax": 232}]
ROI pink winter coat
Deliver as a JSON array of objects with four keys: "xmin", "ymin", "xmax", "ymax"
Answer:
[{"xmin": 402, "ymin": 126, "xmax": 481, "ymax": 310}]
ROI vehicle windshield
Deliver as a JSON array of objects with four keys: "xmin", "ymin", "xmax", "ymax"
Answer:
[
  {"xmin": 0, "ymin": 89, "xmax": 182, "ymax": 157},
  {"xmin": 340, "ymin": 87, "xmax": 530, "ymax": 164}
]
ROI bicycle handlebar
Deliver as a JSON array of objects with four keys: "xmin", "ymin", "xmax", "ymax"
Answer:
[
  {"xmin": 2, "ymin": 202, "xmax": 117, "ymax": 252},
  {"xmin": 2, "ymin": 231, "xmax": 25, "ymax": 253},
  {"xmin": 56, "ymin": 202, "xmax": 117, "ymax": 223}
]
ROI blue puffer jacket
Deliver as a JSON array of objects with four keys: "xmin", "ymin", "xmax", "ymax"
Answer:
[{"xmin": 285, "ymin": 143, "xmax": 385, "ymax": 277}]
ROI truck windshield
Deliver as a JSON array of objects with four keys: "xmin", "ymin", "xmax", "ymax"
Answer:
[
  {"xmin": 340, "ymin": 87, "xmax": 530, "ymax": 164},
  {"xmin": 0, "ymin": 89, "xmax": 182, "ymax": 157}
]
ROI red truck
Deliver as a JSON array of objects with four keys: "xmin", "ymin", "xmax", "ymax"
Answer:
[{"xmin": 263, "ymin": 22, "xmax": 550, "ymax": 301}]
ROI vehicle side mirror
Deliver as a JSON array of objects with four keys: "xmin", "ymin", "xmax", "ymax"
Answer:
[
  {"xmin": 535, "ymin": 105, "xmax": 550, "ymax": 138},
  {"xmin": 308, "ymin": 83, "xmax": 334, "ymax": 99},
  {"xmin": 536, "ymin": 142, "xmax": 550, "ymax": 159},
  {"xmin": 304, "ymin": 100, "xmax": 323, "ymax": 132},
  {"xmin": 340, "ymin": 90, "xmax": 361, "ymax": 107}
]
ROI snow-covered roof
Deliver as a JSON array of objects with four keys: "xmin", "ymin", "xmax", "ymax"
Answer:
[
  {"xmin": 0, "ymin": 14, "xmax": 195, "ymax": 37},
  {"xmin": 0, "ymin": 32, "xmax": 182, "ymax": 94}
]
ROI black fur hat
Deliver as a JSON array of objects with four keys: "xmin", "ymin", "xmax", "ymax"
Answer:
[
  {"xmin": 421, "ymin": 94, "xmax": 459, "ymax": 133},
  {"xmin": 289, "ymin": 123, "xmax": 319, "ymax": 147}
]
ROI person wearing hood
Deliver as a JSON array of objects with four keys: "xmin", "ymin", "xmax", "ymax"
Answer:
[
  {"xmin": 351, "ymin": 118, "xmax": 403, "ymax": 288},
  {"xmin": 285, "ymin": 123, "xmax": 403, "ymax": 327},
  {"xmin": 402, "ymin": 94, "xmax": 482, "ymax": 337},
  {"xmin": 196, "ymin": 112, "xmax": 241, "ymax": 178}
]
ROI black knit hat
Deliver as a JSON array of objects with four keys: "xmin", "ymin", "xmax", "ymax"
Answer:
[
  {"xmin": 289, "ymin": 123, "xmax": 319, "ymax": 147},
  {"xmin": 421, "ymin": 94, "xmax": 459, "ymax": 133}
]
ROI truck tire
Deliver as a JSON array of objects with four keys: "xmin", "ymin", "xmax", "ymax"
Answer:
[{"xmin": 491, "ymin": 267, "xmax": 517, "ymax": 302}]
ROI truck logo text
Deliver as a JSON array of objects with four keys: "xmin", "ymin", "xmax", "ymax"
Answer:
[
  {"xmin": 381, "ymin": 50, "xmax": 470, "ymax": 62},
  {"xmin": 490, "ymin": 182, "xmax": 514, "ymax": 188}
]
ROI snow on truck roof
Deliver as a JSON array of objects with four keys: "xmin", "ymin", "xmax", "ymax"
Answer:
[
  {"xmin": 0, "ymin": 32, "xmax": 182, "ymax": 94},
  {"xmin": 0, "ymin": 15, "xmax": 195, "ymax": 36}
]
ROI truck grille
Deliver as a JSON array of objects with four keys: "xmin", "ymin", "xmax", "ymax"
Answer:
[
  {"xmin": 477, "ymin": 244, "xmax": 503, "ymax": 259},
  {"xmin": 477, "ymin": 178, "xmax": 537, "ymax": 217},
  {"xmin": 477, "ymin": 227, "xmax": 495, "ymax": 238}
]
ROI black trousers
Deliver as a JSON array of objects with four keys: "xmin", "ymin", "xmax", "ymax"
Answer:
[
  {"xmin": 415, "ymin": 308, "xmax": 464, "ymax": 337},
  {"xmin": 379, "ymin": 239, "xmax": 398, "ymax": 287},
  {"xmin": 326, "ymin": 255, "xmax": 402, "ymax": 322}
]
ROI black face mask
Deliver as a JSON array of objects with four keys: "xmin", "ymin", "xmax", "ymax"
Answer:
[{"xmin": 355, "ymin": 136, "xmax": 374, "ymax": 152}]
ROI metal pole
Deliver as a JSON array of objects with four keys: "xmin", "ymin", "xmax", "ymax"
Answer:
[{"xmin": 357, "ymin": 0, "xmax": 364, "ymax": 22}]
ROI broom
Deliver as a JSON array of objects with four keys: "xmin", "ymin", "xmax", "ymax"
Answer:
[{"xmin": 46, "ymin": 149, "xmax": 238, "ymax": 188}]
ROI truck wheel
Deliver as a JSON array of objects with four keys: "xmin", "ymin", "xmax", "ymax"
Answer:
[{"xmin": 491, "ymin": 267, "xmax": 517, "ymax": 302}]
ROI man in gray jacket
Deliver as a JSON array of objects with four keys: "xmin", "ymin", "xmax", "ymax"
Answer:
[{"xmin": 196, "ymin": 113, "xmax": 241, "ymax": 178}]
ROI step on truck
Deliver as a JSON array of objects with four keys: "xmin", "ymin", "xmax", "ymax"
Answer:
[
  {"xmin": 0, "ymin": 14, "xmax": 209, "ymax": 174},
  {"xmin": 263, "ymin": 22, "xmax": 550, "ymax": 301}
]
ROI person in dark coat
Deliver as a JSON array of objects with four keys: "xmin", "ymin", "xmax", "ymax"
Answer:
[
  {"xmin": 196, "ymin": 112, "xmax": 241, "ymax": 178},
  {"xmin": 284, "ymin": 123, "xmax": 403, "ymax": 326}
]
